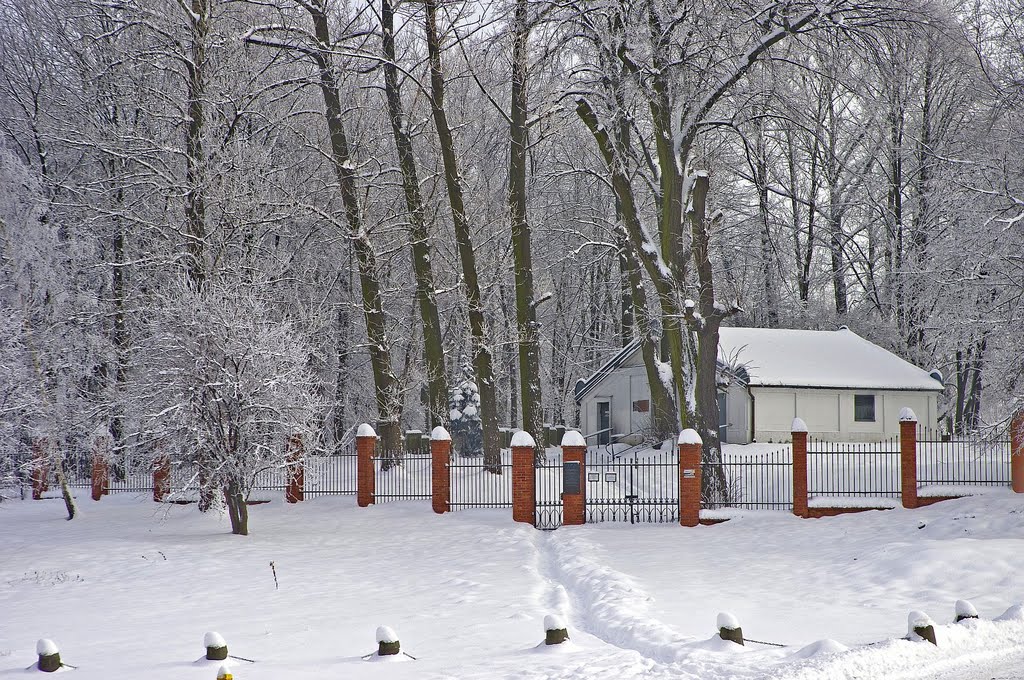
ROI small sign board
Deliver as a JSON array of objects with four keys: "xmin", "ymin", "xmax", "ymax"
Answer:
[
  {"xmin": 587, "ymin": 472, "xmax": 600, "ymax": 483},
  {"xmin": 563, "ymin": 461, "xmax": 581, "ymax": 494},
  {"xmin": 683, "ymin": 469, "xmax": 696, "ymax": 479},
  {"xmin": 605, "ymin": 472, "xmax": 618, "ymax": 483}
]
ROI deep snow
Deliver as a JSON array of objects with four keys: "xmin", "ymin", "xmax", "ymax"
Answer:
[{"xmin": 1, "ymin": 490, "xmax": 1022, "ymax": 679}]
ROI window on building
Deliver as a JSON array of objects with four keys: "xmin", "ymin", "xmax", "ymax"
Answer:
[{"xmin": 854, "ymin": 394, "xmax": 876, "ymax": 422}]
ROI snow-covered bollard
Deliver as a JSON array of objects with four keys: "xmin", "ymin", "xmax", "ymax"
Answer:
[
  {"xmin": 376, "ymin": 626, "xmax": 400, "ymax": 656},
  {"xmin": 907, "ymin": 611, "xmax": 937, "ymax": 645},
  {"xmin": 35, "ymin": 639, "xmax": 61, "ymax": 673},
  {"xmin": 216, "ymin": 664, "xmax": 233, "ymax": 680},
  {"xmin": 955, "ymin": 600, "xmax": 979, "ymax": 623},
  {"xmin": 544, "ymin": 614, "xmax": 569, "ymax": 646},
  {"xmin": 717, "ymin": 612, "xmax": 743, "ymax": 645},
  {"xmin": 205, "ymin": 631, "xmax": 229, "ymax": 661}
]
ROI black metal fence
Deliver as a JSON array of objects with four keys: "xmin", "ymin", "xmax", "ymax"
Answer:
[
  {"xmin": 448, "ymin": 454, "xmax": 513, "ymax": 511},
  {"xmin": 304, "ymin": 453, "xmax": 358, "ymax": 496},
  {"xmin": 372, "ymin": 451, "xmax": 432, "ymax": 503},
  {"xmin": 702, "ymin": 447, "xmax": 793, "ymax": 511},
  {"xmin": 586, "ymin": 450, "xmax": 679, "ymax": 524},
  {"xmin": 807, "ymin": 437, "xmax": 902, "ymax": 499},
  {"xmin": 535, "ymin": 456, "xmax": 563, "ymax": 530},
  {"xmin": 917, "ymin": 426, "xmax": 1012, "ymax": 487}
]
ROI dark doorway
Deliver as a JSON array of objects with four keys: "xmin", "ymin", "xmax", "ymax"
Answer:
[{"xmin": 597, "ymin": 401, "xmax": 611, "ymax": 445}]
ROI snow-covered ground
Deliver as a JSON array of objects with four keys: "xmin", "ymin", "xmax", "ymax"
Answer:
[{"xmin": 2, "ymin": 491, "xmax": 1023, "ymax": 679}]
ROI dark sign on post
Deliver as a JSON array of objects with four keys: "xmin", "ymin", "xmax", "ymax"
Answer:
[{"xmin": 563, "ymin": 461, "xmax": 581, "ymax": 495}]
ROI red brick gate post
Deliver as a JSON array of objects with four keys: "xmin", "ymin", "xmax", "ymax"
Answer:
[
  {"xmin": 285, "ymin": 434, "xmax": 305, "ymax": 503},
  {"xmin": 678, "ymin": 429, "xmax": 702, "ymax": 527},
  {"xmin": 792, "ymin": 418, "xmax": 809, "ymax": 518},
  {"xmin": 511, "ymin": 431, "xmax": 536, "ymax": 525},
  {"xmin": 1012, "ymin": 410, "xmax": 1024, "ymax": 494},
  {"xmin": 560, "ymin": 430, "xmax": 587, "ymax": 526},
  {"xmin": 356, "ymin": 423, "xmax": 377, "ymax": 507},
  {"xmin": 153, "ymin": 455, "xmax": 171, "ymax": 502},
  {"xmin": 431, "ymin": 426, "xmax": 452, "ymax": 514},
  {"xmin": 899, "ymin": 408, "xmax": 919, "ymax": 509},
  {"xmin": 90, "ymin": 431, "xmax": 110, "ymax": 501}
]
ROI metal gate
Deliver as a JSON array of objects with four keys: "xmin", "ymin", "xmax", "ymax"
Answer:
[
  {"xmin": 535, "ymin": 459, "xmax": 563, "ymax": 529},
  {"xmin": 586, "ymin": 450, "xmax": 679, "ymax": 524}
]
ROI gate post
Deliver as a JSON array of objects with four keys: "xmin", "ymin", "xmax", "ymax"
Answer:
[
  {"xmin": 357, "ymin": 423, "xmax": 377, "ymax": 507},
  {"xmin": 1012, "ymin": 410, "xmax": 1024, "ymax": 494},
  {"xmin": 560, "ymin": 430, "xmax": 587, "ymax": 526},
  {"xmin": 431, "ymin": 426, "xmax": 452, "ymax": 514},
  {"xmin": 511, "ymin": 431, "xmax": 536, "ymax": 525},
  {"xmin": 678, "ymin": 429, "xmax": 702, "ymax": 527},
  {"xmin": 792, "ymin": 418, "xmax": 809, "ymax": 518},
  {"xmin": 153, "ymin": 455, "xmax": 171, "ymax": 502},
  {"xmin": 31, "ymin": 439, "xmax": 49, "ymax": 500},
  {"xmin": 91, "ymin": 431, "xmax": 110, "ymax": 501},
  {"xmin": 285, "ymin": 434, "xmax": 305, "ymax": 503},
  {"xmin": 900, "ymin": 408, "xmax": 918, "ymax": 509}
]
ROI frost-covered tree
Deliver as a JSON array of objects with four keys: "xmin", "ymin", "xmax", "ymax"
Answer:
[
  {"xmin": 450, "ymin": 371, "xmax": 483, "ymax": 457},
  {"xmin": 138, "ymin": 279, "xmax": 323, "ymax": 535}
]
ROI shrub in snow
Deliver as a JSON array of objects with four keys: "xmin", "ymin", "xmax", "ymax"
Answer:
[
  {"xmin": 717, "ymin": 612, "xmax": 743, "ymax": 645},
  {"xmin": 205, "ymin": 632, "xmax": 228, "ymax": 660},
  {"xmin": 955, "ymin": 599, "xmax": 979, "ymax": 622},
  {"xmin": 544, "ymin": 614, "xmax": 569, "ymax": 645},
  {"xmin": 907, "ymin": 611, "xmax": 937, "ymax": 645},
  {"xmin": 376, "ymin": 626, "xmax": 400, "ymax": 656},
  {"xmin": 450, "ymin": 373, "xmax": 483, "ymax": 457},
  {"xmin": 35, "ymin": 639, "xmax": 61, "ymax": 673}
]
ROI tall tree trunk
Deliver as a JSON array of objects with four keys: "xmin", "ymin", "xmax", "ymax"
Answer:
[
  {"xmin": 508, "ymin": 0, "xmax": 544, "ymax": 457},
  {"xmin": 425, "ymin": 0, "xmax": 500, "ymax": 470},
  {"xmin": 304, "ymin": 1, "xmax": 403, "ymax": 452},
  {"xmin": 224, "ymin": 478, "xmax": 248, "ymax": 536},
  {"xmin": 184, "ymin": 0, "xmax": 208, "ymax": 288},
  {"xmin": 381, "ymin": 0, "xmax": 446, "ymax": 430}
]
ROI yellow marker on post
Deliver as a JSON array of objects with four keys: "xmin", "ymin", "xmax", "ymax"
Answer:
[{"xmin": 216, "ymin": 663, "xmax": 233, "ymax": 680}]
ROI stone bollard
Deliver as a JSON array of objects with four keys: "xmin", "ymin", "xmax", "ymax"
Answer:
[
  {"xmin": 35, "ymin": 639, "xmax": 61, "ymax": 673},
  {"xmin": 955, "ymin": 600, "xmax": 979, "ymax": 623},
  {"xmin": 216, "ymin": 664, "xmax": 233, "ymax": 680},
  {"xmin": 544, "ymin": 614, "xmax": 569, "ymax": 645},
  {"xmin": 205, "ymin": 632, "xmax": 228, "ymax": 660},
  {"xmin": 717, "ymin": 612, "xmax": 743, "ymax": 645},
  {"xmin": 908, "ymin": 611, "xmax": 937, "ymax": 645},
  {"xmin": 376, "ymin": 626, "xmax": 400, "ymax": 656}
]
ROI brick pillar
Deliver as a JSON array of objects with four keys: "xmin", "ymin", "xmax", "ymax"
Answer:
[
  {"xmin": 561, "ymin": 431, "xmax": 587, "ymax": 526},
  {"xmin": 153, "ymin": 456, "xmax": 171, "ymax": 502},
  {"xmin": 678, "ymin": 429, "xmax": 702, "ymax": 527},
  {"xmin": 431, "ymin": 427, "xmax": 452, "ymax": 514},
  {"xmin": 356, "ymin": 423, "xmax": 377, "ymax": 507},
  {"xmin": 792, "ymin": 418, "xmax": 808, "ymax": 518},
  {"xmin": 511, "ymin": 432, "xmax": 537, "ymax": 525},
  {"xmin": 31, "ymin": 439, "xmax": 49, "ymax": 500},
  {"xmin": 1012, "ymin": 410, "xmax": 1024, "ymax": 494},
  {"xmin": 90, "ymin": 434, "xmax": 109, "ymax": 502},
  {"xmin": 900, "ymin": 409, "xmax": 918, "ymax": 510},
  {"xmin": 285, "ymin": 434, "xmax": 305, "ymax": 503}
]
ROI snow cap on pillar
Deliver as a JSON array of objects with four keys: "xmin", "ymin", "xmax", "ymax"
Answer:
[
  {"xmin": 430, "ymin": 426, "xmax": 451, "ymax": 441},
  {"xmin": 791, "ymin": 417, "xmax": 808, "ymax": 433},
  {"xmin": 510, "ymin": 430, "xmax": 536, "ymax": 448},
  {"xmin": 899, "ymin": 407, "xmax": 918, "ymax": 422},
  {"xmin": 356, "ymin": 423, "xmax": 377, "ymax": 438},
  {"xmin": 36, "ymin": 639, "xmax": 59, "ymax": 656},
  {"xmin": 678, "ymin": 429, "xmax": 702, "ymax": 446},
  {"xmin": 560, "ymin": 430, "xmax": 587, "ymax": 447}
]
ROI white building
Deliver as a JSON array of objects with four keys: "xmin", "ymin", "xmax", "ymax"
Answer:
[{"xmin": 574, "ymin": 327, "xmax": 943, "ymax": 444}]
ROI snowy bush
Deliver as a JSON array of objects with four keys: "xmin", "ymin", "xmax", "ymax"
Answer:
[{"xmin": 449, "ymin": 372, "xmax": 482, "ymax": 457}]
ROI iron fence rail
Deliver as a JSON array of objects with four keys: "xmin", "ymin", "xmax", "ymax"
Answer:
[
  {"xmin": 535, "ymin": 458, "xmax": 564, "ymax": 530},
  {"xmin": 703, "ymin": 448, "xmax": 793, "ymax": 511},
  {"xmin": 448, "ymin": 456, "xmax": 512, "ymax": 510},
  {"xmin": 917, "ymin": 427, "xmax": 1011, "ymax": 486},
  {"xmin": 372, "ymin": 451, "xmax": 432, "ymax": 502},
  {"xmin": 807, "ymin": 437, "xmax": 902, "ymax": 498},
  {"xmin": 586, "ymin": 450, "xmax": 679, "ymax": 524}
]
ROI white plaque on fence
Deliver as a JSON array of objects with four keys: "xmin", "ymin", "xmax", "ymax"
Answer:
[
  {"xmin": 587, "ymin": 472, "xmax": 600, "ymax": 482},
  {"xmin": 683, "ymin": 469, "xmax": 696, "ymax": 478},
  {"xmin": 605, "ymin": 472, "xmax": 618, "ymax": 483}
]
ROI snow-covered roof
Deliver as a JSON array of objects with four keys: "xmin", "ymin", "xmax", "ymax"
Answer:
[
  {"xmin": 719, "ymin": 328, "xmax": 942, "ymax": 391},
  {"xmin": 575, "ymin": 327, "xmax": 942, "ymax": 401}
]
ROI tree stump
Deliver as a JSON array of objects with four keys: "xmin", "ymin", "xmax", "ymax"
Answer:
[
  {"xmin": 376, "ymin": 626, "xmax": 400, "ymax": 656},
  {"xmin": 36, "ymin": 640, "xmax": 60, "ymax": 673},
  {"xmin": 544, "ymin": 614, "xmax": 569, "ymax": 645},
  {"xmin": 908, "ymin": 611, "xmax": 937, "ymax": 645},
  {"xmin": 717, "ymin": 612, "xmax": 743, "ymax": 645},
  {"xmin": 955, "ymin": 600, "xmax": 979, "ymax": 623},
  {"xmin": 205, "ymin": 632, "xmax": 228, "ymax": 660}
]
